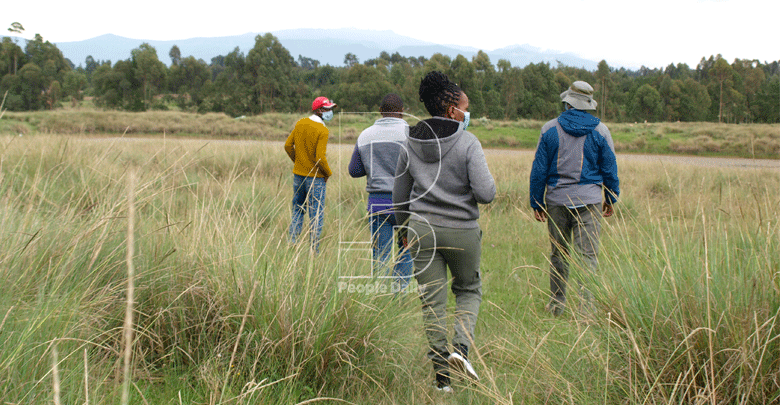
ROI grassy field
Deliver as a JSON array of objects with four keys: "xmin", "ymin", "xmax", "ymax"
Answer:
[
  {"xmin": 0, "ymin": 130, "xmax": 777, "ymax": 404},
  {"xmin": 1, "ymin": 109, "xmax": 779, "ymax": 159}
]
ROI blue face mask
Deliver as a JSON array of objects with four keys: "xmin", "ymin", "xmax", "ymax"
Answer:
[
  {"xmin": 321, "ymin": 110, "xmax": 334, "ymax": 121},
  {"xmin": 454, "ymin": 107, "xmax": 470, "ymax": 130}
]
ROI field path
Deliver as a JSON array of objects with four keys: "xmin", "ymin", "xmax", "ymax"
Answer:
[
  {"xmin": 324, "ymin": 142, "xmax": 778, "ymax": 170},
  {"xmin": 87, "ymin": 138, "xmax": 779, "ymax": 170},
  {"xmin": 481, "ymin": 148, "xmax": 780, "ymax": 170}
]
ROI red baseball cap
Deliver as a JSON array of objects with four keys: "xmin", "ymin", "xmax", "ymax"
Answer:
[{"xmin": 312, "ymin": 97, "xmax": 336, "ymax": 111}]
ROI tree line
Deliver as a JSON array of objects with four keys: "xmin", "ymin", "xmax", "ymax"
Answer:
[{"xmin": 2, "ymin": 30, "xmax": 779, "ymax": 124}]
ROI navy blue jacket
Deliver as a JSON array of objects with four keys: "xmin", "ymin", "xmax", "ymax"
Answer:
[{"xmin": 529, "ymin": 109, "xmax": 620, "ymax": 210}]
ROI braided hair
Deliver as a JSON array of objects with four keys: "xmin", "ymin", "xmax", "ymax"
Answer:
[{"xmin": 419, "ymin": 71, "xmax": 462, "ymax": 117}]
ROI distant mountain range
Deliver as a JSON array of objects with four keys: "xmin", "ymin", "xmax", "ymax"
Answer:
[{"xmin": 38, "ymin": 28, "xmax": 602, "ymax": 71}]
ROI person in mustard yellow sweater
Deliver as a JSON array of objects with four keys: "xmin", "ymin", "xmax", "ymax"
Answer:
[{"xmin": 284, "ymin": 96, "xmax": 337, "ymax": 252}]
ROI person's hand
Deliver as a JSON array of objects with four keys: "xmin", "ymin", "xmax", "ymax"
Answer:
[
  {"xmin": 534, "ymin": 209, "xmax": 547, "ymax": 222},
  {"xmin": 602, "ymin": 202, "xmax": 614, "ymax": 218},
  {"xmin": 401, "ymin": 236, "xmax": 408, "ymax": 248}
]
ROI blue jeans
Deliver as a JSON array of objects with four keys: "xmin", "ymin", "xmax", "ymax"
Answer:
[
  {"xmin": 370, "ymin": 212, "xmax": 413, "ymax": 290},
  {"xmin": 289, "ymin": 174, "xmax": 327, "ymax": 252}
]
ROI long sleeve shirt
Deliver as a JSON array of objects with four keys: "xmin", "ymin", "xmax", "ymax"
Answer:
[{"xmin": 284, "ymin": 115, "xmax": 332, "ymax": 178}]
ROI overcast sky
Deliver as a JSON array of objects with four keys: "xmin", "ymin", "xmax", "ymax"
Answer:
[{"xmin": 3, "ymin": 0, "xmax": 775, "ymax": 69}]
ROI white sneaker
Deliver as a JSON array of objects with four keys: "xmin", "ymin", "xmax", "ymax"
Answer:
[
  {"xmin": 435, "ymin": 383, "xmax": 453, "ymax": 393},
  {"xmin": 447, "ymin": 352, "xmax": 479, "ymax": 381}
]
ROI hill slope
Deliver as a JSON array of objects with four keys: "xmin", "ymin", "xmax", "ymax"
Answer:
[{"xmin": 47, "ymin": 28, "xmax": 599, "ymax": 70}]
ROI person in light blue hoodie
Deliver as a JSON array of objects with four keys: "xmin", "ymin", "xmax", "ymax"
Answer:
[{"xmin": 529, "ymin": 81, "xmax": 620, "ymax": 316}]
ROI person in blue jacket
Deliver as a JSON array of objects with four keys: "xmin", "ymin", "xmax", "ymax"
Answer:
[{"xmin": 529, "ymin": 80, "xmax": 620, "ymax": 316}]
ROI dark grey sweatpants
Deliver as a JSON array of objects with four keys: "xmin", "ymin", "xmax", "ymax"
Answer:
[
  {"xmin": 408, "ymin": 220, "xmax": 482, "ymax": 372},
  {"xmin": 546, "ymin": 204, "xmax": 602, "ymax": 304}
]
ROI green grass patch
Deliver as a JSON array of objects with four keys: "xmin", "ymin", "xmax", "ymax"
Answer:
[{"xmin": 3, "ymin": 109, "xmax": 779, "ymax": 158}]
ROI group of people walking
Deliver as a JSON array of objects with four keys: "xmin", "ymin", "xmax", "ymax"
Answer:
[{"xmin": 283, "ymin": 72, "xmax": 620, "ymax": 392}]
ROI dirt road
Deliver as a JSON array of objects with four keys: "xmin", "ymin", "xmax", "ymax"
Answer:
[
  {"xmin": 481, "ymin": 148, "xmax": 780, "ymax": 170},
  {"xmin": 85, "ymin": 138, "xmax": 779, "ymax": 170},
  {"xmin": 326, "ymin": 142, "xmax": 778, "ymax": 170}
]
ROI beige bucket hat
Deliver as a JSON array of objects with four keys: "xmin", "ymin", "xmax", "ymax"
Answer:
[{"xmin": 560, "ymin": 81, "xmax": 598, "ymax": 111}]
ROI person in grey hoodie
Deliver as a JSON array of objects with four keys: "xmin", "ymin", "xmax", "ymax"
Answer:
[
  {"xmin": 393, "ymin": 71, "xmax": 495, "ymax": 392},
  {"xmin": 529, "ymin": 80, "xmax": 620, "ymax": 316}
]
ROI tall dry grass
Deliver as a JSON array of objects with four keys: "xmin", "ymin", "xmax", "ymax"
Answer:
[
  {"xmin": 0, "ymin": 133, "xmax": 777, "ymax": 404},
  {"xmin": 593, "ymin": 161, "xmax": 780, "ymax": 404},
  {"xmin": 0, "ymin": 135, "xmax": 422, "ymax": 403}
]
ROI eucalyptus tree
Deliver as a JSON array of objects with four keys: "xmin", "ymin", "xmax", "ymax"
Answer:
[
  {"xmin": 344, "ymin": 52, "xmax": 358, "ymax": 67},
  {"xmin": 23, "ymin": 33, "xmax": 71, "ymax": 107},
  {"xmin": 336, "ymin": 63, "xmax": 394, "ymax": 112},
  {"xmin": 1, "ymin": 37, "xmax": 25, "ymax": 75},
  {"xmin": 15, "ymin": 62, "xmax": 46, "ymax": 110},
  {"xmin": 209, "ymin": 47, "xmax": 249, "ymax": 116},
  {"xmin": 449, "ymin": 54, "xmax": 485, "ymax": 116},
  {"xmin": 631, "ymin": 83, "xmax": 663, "ymax": 121},
  {"xmin": 92, "ymin": 60, "xmax": 144, "ymax": 110},
  {"xmin": 0, "ymin": 33, "xmax": 71, "ymax": 109},
  {"xmin": 24, "ymin": 34, "xmax": 69, "ymax": 80},
  {"xmin": 732, "ymin": 59, "xmax": 766, "ymax": 122},
  {"xmin": 711, "ymin": 57, "xmax": 734, "ymax": 123},
  {"xmin": 245, "ymin": 33, "xmax": 300, "ymax": 113},
  {"xmin": 84, "ymin": 55, "xmax": 99, "ymax": 80},
  {"xmin": 518, "ymin": 62, "xmax": 558, "ymax": 119},
  {"xmin": 755, "ymin": 75, "xmax": 779, "ymax": 123},
  {"xmin": 4, "ymin": 22, "xmax": 25, "ymax": 74},
  {"xmin": 473, "ymin": 50, "xmax": 503, "ymax": 118},
  {"xmin": 169, "ymin": 45, "xmax": 181, "ymax": 66},
  {"xmin": 659, "ymin": 75, "xmax": 683, "ymax": 121},
  {"xmin": 677, "ymin": 78, "xmax": 711, "ymax": 122},
  {"xmin": 63, "ymin": 70, "xmax": 87, "ymax": 101},
  {"xmin": 131, "ymin": 43, "xmax": 166, "ymax": 108},
  {"xmin": 422, "ymin": 53, "xmax": 451, "ymax": 78},
  {"xmin": 168, "ymin": 56, "xmax": 210, "ymax": 110},
  {"xmin": 596, "ymin": 60, "xmax": 610, "ymax": 120}
]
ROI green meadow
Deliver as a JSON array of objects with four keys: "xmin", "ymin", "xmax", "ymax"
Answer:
[
  {"xmin": 0, "ymin": 112, "xmax": 778, "ymax": 404},
  {"xmin": 1, "ymin": 109, "xmax": 778, "ymax": 158}
]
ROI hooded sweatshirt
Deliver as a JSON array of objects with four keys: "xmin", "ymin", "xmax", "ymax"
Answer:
[
  {"xmin": 393, "ymin": 117, "xmax": 495, "ymax": 229},
  {"xmin": 529, "ymin": 109, "xmax": 620, "ymax": 210}
]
